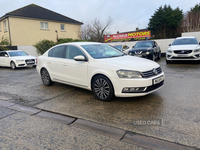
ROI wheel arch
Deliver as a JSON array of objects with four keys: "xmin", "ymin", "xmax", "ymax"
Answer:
[{"xmin": 90, "ymin": 73, "xmax": 115, "ymax": 93}]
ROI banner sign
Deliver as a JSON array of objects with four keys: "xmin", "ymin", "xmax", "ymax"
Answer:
[{"xmin": 105, "ymin": 30, "xmax": 151, "ymax": 42}]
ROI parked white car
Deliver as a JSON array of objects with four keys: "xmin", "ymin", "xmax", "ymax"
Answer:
[
  {"xmin": 37, "ymin": 42, "xmax": 164, "ymax": 101},
  {"xmin": 166, "ymin": 36, "xmax": 200, "ymax": 63},
  {"xmin": 0, "ymin": 50, "xmax": 37, "ymax": 69}
]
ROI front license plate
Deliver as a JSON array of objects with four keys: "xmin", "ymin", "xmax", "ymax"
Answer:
[
  {"xmin": 136, "ymin": 54, "xmax": 142, "ymax": 57},
  {"xmin": 27, "ymin": 61, "xmax": 34, "ymax": 64},
  {"xmin": 153, "ymin": 76, "xmax": 164, "ymax": 85},
  {"xmin": 178, "ymin": 54, "xmax": 187, "ymax": 57}
]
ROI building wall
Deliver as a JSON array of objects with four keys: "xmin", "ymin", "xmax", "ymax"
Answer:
[
  {"xmin": 0, "ymin": 18, "xmax": 11, "ymax": 43},
  {"xmin": 3, "ymin": 17, "xmax": 81, "ymax": 46}
]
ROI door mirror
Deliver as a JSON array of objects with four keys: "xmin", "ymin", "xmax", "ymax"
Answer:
[
  {"xmin": 5, "ymin": 54, "xmax": 8, "ymax": 57},
  {"xmin": 74, "ymin": 55, "xmax": 87, "ymax": 61},
  {"xmin": 132, "ymin": 46, "xmax": 134, "ymax": 48},
  {"xmin": 169, "ymin": 44, "xmax": 171, "ymax": 46}
]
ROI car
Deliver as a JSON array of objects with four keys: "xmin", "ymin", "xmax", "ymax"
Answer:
[
  {"xmin": 166, "ymin": 36, "xmax": 200, "ymax": 63},
  {"xmin": 36, "ymin": 42, "xmax": 165, "ymax": 101},
  {"xmin": 113, "ymin": 44, "xmax": 131, "ymax": 54},
  {"xmin": 0, "ymin": 50, "xmax": 37, "ymax": 69},
  {"xmin": 128, "ymin": 41, "xmax": 161, "ymax": 61}
]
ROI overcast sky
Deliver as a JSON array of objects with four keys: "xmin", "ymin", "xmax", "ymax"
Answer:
[{"xmin": 0, "ymin": 0, "xmax": 199, "ymax": 34}]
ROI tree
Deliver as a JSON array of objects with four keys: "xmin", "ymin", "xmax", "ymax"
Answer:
[
  {"xmin": 81, "ymin": 17, "xmax": 113, "ymax": 42},
  {"xmin": 148, "ymin": 5, "xmax": 183, "ymax": 39},
  {"xmin": 182, "ymin": 3, "xmax": 200, "ymax": 32},
  {"xmin": 0, "ymin": 36, "xmax": 10, "ymax": 50}
]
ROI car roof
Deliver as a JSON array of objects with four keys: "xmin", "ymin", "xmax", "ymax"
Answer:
[
  {"xmin": 57, "ymin": 42, "xmax": 102, "ymax": 46},
  {"xmin": 1, "ymin": 50, "xmax": 22, "ymax": 52},
  {"xmin": 176, "ymin": 36, "xmax": 196, "ymax": 39}
]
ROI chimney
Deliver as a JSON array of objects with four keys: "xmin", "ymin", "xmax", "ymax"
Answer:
[
  {"xmin": 117, "ymin": 31, "xmax": 119, "ymax": 34},
  {"xmin": 136, "ymin": 28, "xmax": 139, "ymax": 31}
]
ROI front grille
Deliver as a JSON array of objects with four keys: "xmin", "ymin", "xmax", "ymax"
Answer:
[
  {"xmin": 25, "ymin": 59, "xmax": 35, "ymax": 65},
  {"xmin": 171, "ymin": 57, "xmax": 194, "ymax": 59},
  {"xmin": 173, "ymin": 50, "xmax": 192, "ymax": 54},
  {"xmin": 145, "ymin": 81, "xmax": 164, "ymax": 92},
  {"xmin": 141, "ymin": 67, "xmax": 162, "ymax": 78}
]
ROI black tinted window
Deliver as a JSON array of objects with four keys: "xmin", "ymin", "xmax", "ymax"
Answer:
[
  {"xmin": 51, "ymin": 46, "xmax": 65, "ymax": 58},
  {"xmin": 0, "ymin": 52, "xmax": 8, "ymax": 57}
]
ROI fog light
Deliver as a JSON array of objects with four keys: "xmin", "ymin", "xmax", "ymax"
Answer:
[{"xmin": 122, "ymin": 87, "xmax": 146, "ymax": 93}]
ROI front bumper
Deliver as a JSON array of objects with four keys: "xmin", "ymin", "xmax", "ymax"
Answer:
[
  {"xmin": 166, "ymin": 52, "xmax": 200, "ymax": 61},
  {"xmin": 16, "ymin": 59, "xmax": 36, "ymax": 67},
  {"xmin": 112, "ymin": 72, "xmax": 165, "ymax": 97}
]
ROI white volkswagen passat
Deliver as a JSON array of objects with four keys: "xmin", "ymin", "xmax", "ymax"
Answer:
[
  {"xmin": 166, "ymin": 36, "xmax": 200, "ymax": 63},
  {"xmin": 36, "ymin": 42, "xmax": 164, "ymax": 101},
  {"xmin": 0, "ymin": 50, "xmax": 37, "ymax": 69}
]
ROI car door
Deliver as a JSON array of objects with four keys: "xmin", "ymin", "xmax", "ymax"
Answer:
[
  {"xmin": 61, "ymin": 45, "xmax": 88, "ymax": 88},
  {"xmin": 46, "ymin": 46, "xmax": 66, "ymax": 80},
  {"xmin": 0, "ymin": 52, "xmax": 9, "ymax": 66}
]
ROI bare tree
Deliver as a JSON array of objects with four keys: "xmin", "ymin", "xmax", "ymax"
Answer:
[
  {"xmin": 182, "ymin": 4, "xmax": 200, "ymax": 32},
  {"xmin": 81, "ymin": 17, "xmax": 113, "ymax": 42}
]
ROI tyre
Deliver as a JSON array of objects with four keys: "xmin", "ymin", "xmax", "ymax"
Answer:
[
  {"xmin": 10, "ymin": 61, "xmax": 16, "ymax": 70},
  {"xmin": 166, "ymin": 59, "xmax": 171, "ymax": 64},
  {"xmin": 157, "ymin": 51, "xmax": 161, "ymax": 59},
  {"xmin": 92, "ymin": 75, "xmax": 114, "ymax": 101},
  {"xmin": 41, "ymin": 68, "xmax": 54, "ymax": 86},
  {"xmin": 151, "ymin": 54, "xmax": 156, "ymax": 61}
]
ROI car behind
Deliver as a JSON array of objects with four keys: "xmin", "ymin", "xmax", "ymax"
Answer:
[
  {"xmin": 166, "ymin": 36, "xmax": 200, "ymax": 63},
  {"xmin": 0, "ymin": 50, "xmax": 37, "ymax": 69}
]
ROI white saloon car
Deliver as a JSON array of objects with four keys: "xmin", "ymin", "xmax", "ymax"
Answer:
[
  {"xmin": 0, "ymin": 50, "xmax": 37, "ymax": 69},
  {"xmin": 37, "ymin": 42, "xmax": 164, "ymax": 101},
  {"xmin": 166, "ymin": 36, "xmax": 200, "ymax": 63}
]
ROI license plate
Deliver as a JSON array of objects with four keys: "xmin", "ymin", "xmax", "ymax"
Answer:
[
  {"xmin": 135, "ymin": 54, "xmax": 142, "ymax": 57},
  {"xmin": 27, "ymin": 61, "xmax": 34, "ymax": 64},
  {"xmin": 178, "ymin": 54, "xmax": 187, "ymax": 57},
  {"xmin": 153, "ymin": 76, "xmax": 164, "ymax": 85}
]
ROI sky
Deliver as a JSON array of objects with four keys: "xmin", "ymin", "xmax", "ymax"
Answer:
[{"xmin": 0, "ymin": 0, "xmax": 199, "ymax": 34}]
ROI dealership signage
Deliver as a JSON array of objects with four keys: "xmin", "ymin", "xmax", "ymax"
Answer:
[{"xmin": 105, "ymin": 30, "xmax": 151, "ymax": 42}]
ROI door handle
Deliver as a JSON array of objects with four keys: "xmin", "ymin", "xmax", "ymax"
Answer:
[{"xmin": 63, "ymin": 63, "xmax": 68, "ymax": 66}]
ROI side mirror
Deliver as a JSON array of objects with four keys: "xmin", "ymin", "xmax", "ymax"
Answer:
[
  {"xmin": 199, "ymin": 42, "xmax": 200, "ymax": 45},
  {"xmin": 153, "ymin": 45, "xmax": 156, "ymax": 48},
  {"xmin": 132, "ymin": 46, "xmax": 134, "ymax": 48},
  {"xmin": 5, "ymin": 54, "xmax": 8, "ymax": 57},
  {"xmin": 74, "ymin": 55, "xmax": 87, "ymax": 61},
  {"xmin": 169, "ymin": 44, "xmax": 171, "ymax": 46}
]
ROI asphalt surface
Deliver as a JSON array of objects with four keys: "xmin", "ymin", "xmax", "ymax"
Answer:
[{"xmin": 0, "ymin": 57, "xmax": 200, "ymax": 149}]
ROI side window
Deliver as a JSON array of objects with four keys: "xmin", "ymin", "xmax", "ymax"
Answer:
[
  {"xmin": 66, "ymin": 45, "xmax": 85, "ymax": 59},
  {"xmin": 48, "ymin": 48, "xmax": 53, "ymax": 57},
  {"xmin": 51, "ymin": 46, "xmax": 65, "ymax": 58},
  {"xmin": 0, "ymin": 52, "xmax": 7, "ymax": 57}
]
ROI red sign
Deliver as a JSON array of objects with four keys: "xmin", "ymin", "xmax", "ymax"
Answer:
[{"xmin": 105, "ymin": 31, "xmax": 151, "ymax": 42}]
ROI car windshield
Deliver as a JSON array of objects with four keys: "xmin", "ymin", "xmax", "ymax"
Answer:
[
  {"xmin": 172, "ymin": 38, "xmax": 198, "ymax": 45},
  {"xmin": 134, "ymin": 41, "xmax": 153, "ymax": 48},
  {"xmin": 8, "ymin": 51, "xmax": 29, "ymax": 57},
  {"xmin": 81, "ymin": 44, "xmax": 125, "ymax": 59},
  {"xmin": 113, "ymin": 45, "xmax": 122, "ymax": 50}
]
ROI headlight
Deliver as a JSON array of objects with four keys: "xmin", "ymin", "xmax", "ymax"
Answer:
[
  {"xmin": 16, "ymin": 59, "xmax": 24, "ymax": 62},
  {"xmin": 167, "ymin": 50, "xmax": 172, "ymax": 53},
  {"xmin": 116, "ymin": 70, "xmax": 142, "ymax": 78},
  {"xmin": 194, "ymin": 49, "xmax": 200, "ymax": 52},
  {"xmin": 146, "ymin": 51, "xmax": 150, "ymax": 55}
]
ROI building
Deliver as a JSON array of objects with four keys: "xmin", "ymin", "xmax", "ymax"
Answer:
[{"xmin": 0, "ymin": 4, "xmax": 83, "ymax": 46}]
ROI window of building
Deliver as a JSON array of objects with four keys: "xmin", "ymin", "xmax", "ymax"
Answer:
[
  {"xmin": 61, "ymin": 24, "xmax": 65, "ymax": 31},
  {"xmin": 40, "ymin": 22, "xmax": 48, "ymax": 30},
  {"xmin": 4, "ymin": 20, "xmax": 7, "ymax": 31}
]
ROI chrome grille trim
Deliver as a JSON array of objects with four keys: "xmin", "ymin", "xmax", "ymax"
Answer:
[{"xmin": 141, "ymin": 67, "xmax": 162, "ymax": 78}]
